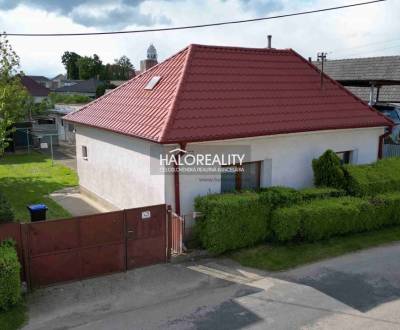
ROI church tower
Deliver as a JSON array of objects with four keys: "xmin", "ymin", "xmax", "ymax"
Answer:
[{"xmin": 140, "ymin": 44, "xmax": 158, "ymax": 72}]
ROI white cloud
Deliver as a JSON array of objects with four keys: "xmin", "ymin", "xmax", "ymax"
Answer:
[{"xmin": 0, "ymin": 0, "xmax": 398, "ymax": 77}]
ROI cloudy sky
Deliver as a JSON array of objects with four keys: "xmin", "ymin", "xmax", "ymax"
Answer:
[{"xmin": 0, "ymin": 0, "xmax": 398, "ymax": 77}]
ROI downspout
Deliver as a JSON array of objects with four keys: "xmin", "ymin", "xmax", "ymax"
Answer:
[
  {"xmin": 378, "ymin": 126, "xmax": 392, "ymax": 159},
  {"xmin": 174, "ymin": 142, "xmax": 186, "ymax": 215}
]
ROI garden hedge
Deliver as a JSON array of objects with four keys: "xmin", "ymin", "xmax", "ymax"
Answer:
[
  {"xmin": 344, "ymin": 157, "xmax": 400, "ymax": 196},
  {"xmin": 194, "ymin": 186, "xmax": 345, "ymax": 253},
  {"xmin": 313, "ymin": 151, "xmax": 400, "ymax": 196},
  {"xmin": 272, "ymin": 192, "xmax": 400, "ymax": 242},
  {"xmin": 0, "ymin": 191, "xmax": 14, "ymax": 223},
  {"xmin": 0, "ymin": 240, "xmax": 21, "ymax": 311},
  {"xmin": 194, "ymin": 192, "xmax": 270, "ymax": 254}
]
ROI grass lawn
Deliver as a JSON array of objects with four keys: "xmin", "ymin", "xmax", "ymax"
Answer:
[
  {"xmin": 230, "ymin": 226, "xmax": 400, "ymax": 272},
  {"xmin": 0, "ymin": 301, "xmax": 27, "ymax": 330},
  {"xmin": 0, "ymin": 152, "xmax": 78, "ymax": 222}
]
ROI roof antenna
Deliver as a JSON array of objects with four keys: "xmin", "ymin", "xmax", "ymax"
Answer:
[{"xmin": 317, "ymin": 52, "xmax": 327, "ymax": 89}]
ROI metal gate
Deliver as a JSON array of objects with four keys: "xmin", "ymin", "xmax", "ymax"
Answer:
[
  {"xmin": 0, "ymin": 204, "xmax": 175, "ymax": 289},
  {"xmin": 125, "ymin": 205, "xmax": 167, "ymax": 269}
]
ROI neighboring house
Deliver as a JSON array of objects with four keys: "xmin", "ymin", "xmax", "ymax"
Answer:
[
  {"xmin": 65, "ymin": 44, "xmax": 391, "ymax": 222},
  {"xmin": 51, "ymin": 74, "xmax": 67, "ymax": 89},
  {"xmin": 20, "ymin": 75, "xmax": 50, "ymax": 103},
  {"xmin": 28, "ymin": 75, "xmax": 52, "ymax": 89},
  {"xmin": 55, "ymin": 78, "xmax": 103, "ymax": 98},
  {"xmin": 49, "ymin": 104, "xmax": 85, "ymax": 144},
  {"xmin": 314, "ymin": 56, "xmax": 400, "ymax": 103}
]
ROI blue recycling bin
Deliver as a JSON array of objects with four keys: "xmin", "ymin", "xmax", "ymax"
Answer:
[{"xmin": 27, "ymin": 204, "xmax": 48, "ymax": 222}]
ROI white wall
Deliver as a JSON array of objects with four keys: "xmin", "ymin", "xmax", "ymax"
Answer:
[
  {"xmin": 75, "ymin": 125, "xmax": 166, "ymax": 209},
  {"xmin": 75, "ymin": 125, "xmax": 384, "ymax": 219},
  {"xmin": 179, "ymin": 127, "xmax": 385, "ymax": 217}
]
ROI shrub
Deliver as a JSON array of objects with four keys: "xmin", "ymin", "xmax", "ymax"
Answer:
[
  {"xmin": 312, "ymin": 150, "xmax": 347, "ymax": 189},
  {"xmin": 0, "ymin": 240, "xmax": 21, "ymax": 311},
  {"xmin": 0, "ymin": 191, "xmax": 14, "ymax": 223},
  {"xmin": 272, "ymin": 192, "xmax": 400, "ymax": 242},
  {"xmin": 345, "ymin": 157, "xmax": 400, "ymax": 196},
  {"xmin": 299, "ymin": 187, "xmax": 346, "ymax": 201},
  {"xmin": 258, "ymin": 186, "xmax": 303, "ymax": 209},
  {"xmin": 194, "ymin": 192, "xmax": 270, "ymax": 254}
]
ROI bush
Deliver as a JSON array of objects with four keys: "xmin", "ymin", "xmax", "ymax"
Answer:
[
  {"xmin": 0, "ymin": 192, "xmax": 14, "ymax": 223},
  {"xmin": 258, "ymin": 186, "xmax": 303, "ymax": 209},
  {"xmin": 0, "ymin": 240, "xmax": 21, "ymax": 311},
  {"xmin": 299, "ymin": 187, "xmax": 346, "ymax": 201},
  {"xmin": 194, "ymin": 192, "xmax": 270, "ymax": 254},
  {"xmin": 345, "ymin": 157, "xmax": 400, "ymax": 196},
  {"xmin": 272, "ymin": 192, "xmax": 400, "ymax": 242},
  {"xmin": 312, "ymin": 150, "xmax": 347, "ymax": 189}
]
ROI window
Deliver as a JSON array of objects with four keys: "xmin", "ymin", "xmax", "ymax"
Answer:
[
  {"xmin": 61, "ymin": 119, "xmax": 64, "ymax": 127},
  {"xmin": 336, "ymin": 151, "xmax": 352, "ymax": 165},
  {"xmin": 82, "ymin": 146, "xmax": 88, "ymax": 160},
  {"xmin": 221, "ymin": 161, "xmax": 261, "ymax": 193},
  {"xmin": 144, "ymin": 76, "xmax": 161, "ymax": 90}
]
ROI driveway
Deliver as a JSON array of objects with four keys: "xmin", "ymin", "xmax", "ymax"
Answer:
[{"xmin": 24, "ymin": 243, "xmax": 400, "ymax": 330}]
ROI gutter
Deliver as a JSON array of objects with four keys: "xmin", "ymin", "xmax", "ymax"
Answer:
[{"xmin": 174, "ymin": 142, "xmax": 187, "ymax": 215}]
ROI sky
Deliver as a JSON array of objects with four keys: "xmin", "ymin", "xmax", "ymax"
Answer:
[{"xmin": 0, "ymin": 0, "xmax": 398, "ymax": 77}]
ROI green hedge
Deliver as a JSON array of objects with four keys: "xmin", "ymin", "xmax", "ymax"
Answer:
[
  {"xmin": 272, "ymin": 192, "xmax": 400, "ymax": 242},
  {"xmin": 345, "ymin": 157, "xmax": 400, "ymax": 196},
  {"xmin": 194, "ymin": 192, "xmax": 270, "ymax": 254},
  {"xmin": 0, "ymin": 240, "xmax": 21, "ymax": 311},
  {"xmin": 194, "ymin": 186, "xmax": 346, "ymax": 253},
  {"xmin": 0, "ymin": 192, "xmax": 14, "ymax": 224}
]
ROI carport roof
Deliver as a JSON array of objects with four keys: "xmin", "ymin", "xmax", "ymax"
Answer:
[{"xmin": 64, "ymin": 44, "xmax": 391, "ymax": 144}]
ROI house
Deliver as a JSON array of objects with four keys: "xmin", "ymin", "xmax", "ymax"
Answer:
[
  {"xmin": 49, "ymin": 104, "xmax": 85, "ymax": 144},
  {"xmin": 51, "ymin": 74, "xmax": 67, "ymax": 89},
  {"xmin": 314, "ymin": 56, "xmax": 400, "ymax": 104},
  {"xmin": 20, "ymin": 75, "xmax": 50, "ymax": 103},
  {"xmin": 55, "ymin": 78, "xmax": 103, "ymax": 98},
  {"xmin": 28, "ymin": 75, "xmax": 52, "ymax": 89},
  {"xmin": 65, "ymin": 44, "xmax": 391, "ymax": 223}
]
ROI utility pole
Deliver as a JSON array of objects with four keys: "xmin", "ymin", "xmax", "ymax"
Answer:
[{"xmin": 317, "ymin": 52, "xmax": 327, "ymax": 89}]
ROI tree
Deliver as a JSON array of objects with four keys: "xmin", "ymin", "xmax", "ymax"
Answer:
[
  {"xmin": 61, "ymin": 51, "xmax": 81, "ymax": 79},
  {"xmin": 114, "ymin": 55, "xmax": 134, "ymax": 80},
  {"xmin": 0, "ymin": 34, "xmax": 30, "ymax": 154},
  {"xmin": 77, "ymin": 54, "xmax": 103, "ymax": 80}
]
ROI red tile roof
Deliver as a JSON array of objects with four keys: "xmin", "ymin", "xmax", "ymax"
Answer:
[{"xmin": 65, "ymin": 44, "xmax": 392, "ymax": 143}]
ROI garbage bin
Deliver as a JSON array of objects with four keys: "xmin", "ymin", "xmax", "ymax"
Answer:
[{"xmin": 27, "ymin": 204, "xmax": 48, "ymax": 222}]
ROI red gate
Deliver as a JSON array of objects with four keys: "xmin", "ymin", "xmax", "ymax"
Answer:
[
  {"xmin": 0, "ymin": 204, "xmax": 181, "ymax": 289},
  {"xmin": 125, "ymin": 204, "xmax": 167, "ymax": 269}
]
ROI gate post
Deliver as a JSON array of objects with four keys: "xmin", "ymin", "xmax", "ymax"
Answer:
[
  {"xmin": 20, "ymin": 224, "xmax": 32, "ymax": 292},
  {"xmin": 166, "ymin": 205, "xmax": 172, "ymax": 261}
]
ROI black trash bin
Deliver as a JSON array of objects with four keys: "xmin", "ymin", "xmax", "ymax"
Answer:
[{"xmin": 27, "ymin": 204, "xmax": 48, "ymax": 222}]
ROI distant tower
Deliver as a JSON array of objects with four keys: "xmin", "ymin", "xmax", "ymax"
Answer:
[{"xmin": 140, "ymin": 44, "xmax": 158, "ymax": 72}]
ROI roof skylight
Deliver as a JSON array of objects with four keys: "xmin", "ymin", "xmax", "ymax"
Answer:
[{"xmin": 144, "ymin": 76, "xmax": 161, "ymax": 90}]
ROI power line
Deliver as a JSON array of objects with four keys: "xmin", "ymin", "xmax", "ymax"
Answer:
[{"xmin": 4, "ymin": 0, "xmax": 386, "ymax": 37}]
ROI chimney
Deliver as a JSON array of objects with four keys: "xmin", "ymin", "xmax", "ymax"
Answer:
[
  {"xmin": 308, "ymin": 57, "xmax": 312, "ymax": 63},
  {"xmin": 267, "ymin": 35, "xmax": 272, "ymax": 49}
]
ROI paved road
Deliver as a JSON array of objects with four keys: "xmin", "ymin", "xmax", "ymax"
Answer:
[{"xmin": 24, "ymin": 243, "xmax": 400, "ymax": 330}]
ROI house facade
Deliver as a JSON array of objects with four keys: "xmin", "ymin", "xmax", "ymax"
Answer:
[{"xmin": 65, "ymin": 44, "xmax": 391, "ymax": 223}]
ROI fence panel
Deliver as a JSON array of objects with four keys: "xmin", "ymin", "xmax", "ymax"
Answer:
[{"xmin": 383, "ymin": 144, "xmax": 400, "ymax": 158}]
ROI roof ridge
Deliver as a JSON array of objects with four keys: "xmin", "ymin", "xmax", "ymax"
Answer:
[
  {"xmin": 158, "ymin": 45, "xmax": 194, "ymax": 143},
  {"xmin": 290, "ymin": 49, "xmax": 393, "ymax": 127}
]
